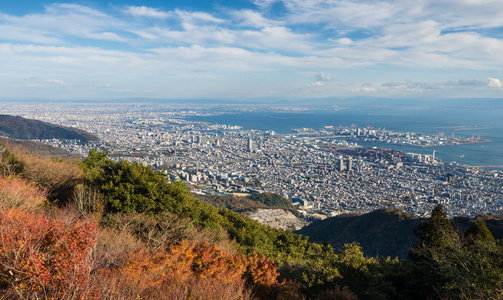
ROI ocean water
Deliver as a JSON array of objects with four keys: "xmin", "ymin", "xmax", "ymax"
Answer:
[{"xmin": 185, "ymin": 109, "xmax": 503, "ymax": 168}]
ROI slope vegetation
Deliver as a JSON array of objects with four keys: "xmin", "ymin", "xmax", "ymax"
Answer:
[
  {"xmin": 1, "ymin": 144, "xmax": 502, "ymax": 300},
  {"xmin": 297, "ymin": 208, "xmax": 503, "ymax": 259},
  {"xmin": 297, "ymin": 208, "xmax": 423, "ymax": 258},
  {"xmin": 0, "ymin": 114, "xmax": 98, "ymax": 142}
]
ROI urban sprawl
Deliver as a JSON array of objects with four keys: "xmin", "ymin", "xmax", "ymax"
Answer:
[{"xmin": 3, "ymin": 103, "xmax": 502, "ymax": 223}]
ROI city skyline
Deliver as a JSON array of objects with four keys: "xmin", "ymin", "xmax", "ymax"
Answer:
[{"xmin": 1, "ymin": 0, "xmax": 503, "ymax": 100}]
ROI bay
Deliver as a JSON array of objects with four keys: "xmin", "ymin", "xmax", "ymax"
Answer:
[{"xmin": 185, "ymin": 109, "xmax": 503, "ymax": 168}]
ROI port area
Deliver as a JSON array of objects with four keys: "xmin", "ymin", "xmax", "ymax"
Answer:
[
  {"xmin": 435, "ymin": 126, "xmax": 494, "ymax": 131},
  {"xmin": 292, "ymin": 125, "xmax": 491, "ymax": 147}
]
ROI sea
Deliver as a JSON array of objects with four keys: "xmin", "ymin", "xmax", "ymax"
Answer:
[{"xmin": 185, "ymin": 108, "xmax": 503, "ymax": 169}]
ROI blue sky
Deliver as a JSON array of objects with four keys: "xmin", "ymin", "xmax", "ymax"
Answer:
[{"xmin": 1, "ymin": 0, "xmax": 503, "ymax": 100}]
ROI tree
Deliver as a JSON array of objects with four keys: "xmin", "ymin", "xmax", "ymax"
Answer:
[
  {"xmin": 409, "ymin": 205, "xmax": 503, "ymax": 299},
  {"xmin": 463, "ymin": 219, "xmax": 495, "ymax": 245},
  {"xmin": 408, "ymin": 205, "xmax": 460, "ymax": 298},
  {"xmin": 409, "ymin": 204, "xmax": 458, "ymax": 261},
  {"xmin": 0, "ymin": 144, "xmax": 24, "ymax": 176}
]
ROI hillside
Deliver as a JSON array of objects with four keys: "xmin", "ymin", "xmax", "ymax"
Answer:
[
  {"xmin": 194, "ymin": 192, "xmax": 298, "ymax": 215},
  {"xmin": 0, "ymin": 114, "xmax": 98, "ymax": 142},
  {"xmin": 0, "ymin": 137, "xmax": 75, "ymax": 158},
  {"xmin": 297, "ymin": 208, "xmax": 423, "ymax": 258},
  {"xmin": 452, "ymin": 215, "xmax": 503, "ymax": 240},
  {"xmin": 1, "ymin": 144, "xmax": 502, "ymax": 300},
  {"xmin": 297, "ymin": 208, "xmax": 503, "ymax": 259}
]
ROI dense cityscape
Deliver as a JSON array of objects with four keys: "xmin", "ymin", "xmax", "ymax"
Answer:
[{"xmin": 2, "ymin": 102, "xmax": 502, "ymax": 221}]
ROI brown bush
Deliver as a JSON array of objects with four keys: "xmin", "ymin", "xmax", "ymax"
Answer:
[
  {"xmin": 71, "ymin": 184, "xmax": 105, "ymax": 220},
  {"xmin": 17, "ymin": 151, "xmax": 84, "ymax": 202},
  {"xmin": 0, "ymin": 175, "xmax": 47, "ymax": 210},
  {"xmin": 103, "ymin": 212, "xmax": 198, "ymax": 252},
  {"xmin": 92, "ymin": 227, "xmax": 145, "ymax": 270},
  {"xmin": 91, "ymin": 239, "xmax": 289, "ymax": 299},
  {"xmin": 319, "ymin": 285, "xmax": 358, "ymax": 300}
]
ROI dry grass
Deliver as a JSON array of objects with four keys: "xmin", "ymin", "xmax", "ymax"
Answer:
[
  {"xmin": 0, "ymin": 176, "xmax": 47, "ymax": 210},
  {"xmin": 92, "ymin": 227, "xmax": 145, "ymax": 270},
  {"xmin": 17, "ymin": 150, "xmax": 84, "ymax": 202}
]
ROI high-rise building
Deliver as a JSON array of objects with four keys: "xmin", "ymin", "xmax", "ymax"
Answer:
[
  {"xmin": 338, "ymin": 158, "xmax": 345, "ymax": 172},
  {"xmin": 247, "ymin": 137, "xmax": 253, "ymax": 152},
  {"xmin": 347, "ymin": 157, "xmax": 352, "ymax": 172}
]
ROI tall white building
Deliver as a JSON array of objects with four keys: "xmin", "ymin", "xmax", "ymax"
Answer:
[{"xmin": 247, "ymin": 137, "xmax": 253, "ymax": 152}]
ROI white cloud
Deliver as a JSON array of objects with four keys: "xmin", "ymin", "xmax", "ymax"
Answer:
[
  {"xmin": 316, "ymin": 73, "xmax": 333, "ymax": 81},
  {"xmin": 124, "ymin": 6, "xmax": 171, "ymax": 18},
  {"xmin": 175, "ymin": 9, "xmax": 224, "ymax": 24},
  {"xmin": 379, "ymin": 78, "xmax": 503, "ymax": 92},
  {"xmin": 252, "ymin": 0, "xmax": 280, "ymax": 8},
  {"xmin": 333, "ymin": 38, "xmax": 353, "ymax": 46},
  {"xmin": 258, "ymin": 0, "xmax": 503, "ymax": 30},
  {"xmin": 306, "ymin": 81, "xmax": 324, "ymax": 87},
  {"xmin": 232, "ymin": 9, "xmax": 282, "ymax": 28},
  {"xmin": 488, "ymin": 78, "xmax": 502, "ymax": 88},
  {"xmin": 247, "ymin": 0, "xmax": 503, "ymax": 70},
  {"xmin": 361, "ymin": 87, "xmax": 376, "ymax": 92},
  {"xmin": 46, "ymin": 79, "xmax": 65, "ymax": 84},
  {"xmin": 352, "ymin": 84, "xmax": 377, "ymax": 92},
  {"xmin": 0, "ymin": 4, "xmax": 127, "ymax": 44},
  {"xmin": 1, "ymin": 2, "xmax": 503, "ymax": 99}
]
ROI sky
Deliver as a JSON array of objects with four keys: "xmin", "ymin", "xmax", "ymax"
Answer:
[{"xmin": 1, "ymin": 0, "xmax": 503, "ymax": 100}]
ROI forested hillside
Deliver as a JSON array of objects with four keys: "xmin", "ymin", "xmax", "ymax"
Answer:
[
  {"xmin": 0, "ymin": 114, "xmax": 98, "ymax": 142},
  {"xmin": 297, "ymin": 208, "xmax": 423, "ymax": 258},
  {"xmin": 195, "ymin": 192, "xmax": 297, "ymax": 214},
  {"xmin": 297, "ymin": 208, "xmax": 503, "ymax": 259},
  {"xmin": 0, "ymin": 142, "xmax": 502, "ymax": 299}
]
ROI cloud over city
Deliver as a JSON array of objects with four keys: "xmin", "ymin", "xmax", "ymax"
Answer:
[{"xmin": 0, "ymin": 1, "xmax": 502, "ymax": 99}]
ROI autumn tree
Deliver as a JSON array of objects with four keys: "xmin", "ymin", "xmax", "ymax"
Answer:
[{"xmin": 0, "ymin": 208, "xmax": 98, "ymax": 299}]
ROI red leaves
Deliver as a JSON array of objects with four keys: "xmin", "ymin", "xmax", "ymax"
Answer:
[
  {"xmin": 0, "ymin": 208, "xmax": 98, "ymax": 299},
  {"xmin": 0, "ymin": 176, "xmax": 299, "ymax": 299}
]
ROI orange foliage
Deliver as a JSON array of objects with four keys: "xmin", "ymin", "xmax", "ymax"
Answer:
[
  {"xmin": 0, "ymin": 176, "xmax": 47, "ymax": 210},
  {"xmin": 0, "ymin": 207, "xmax": 98, "ymax": 299},
  {"xmin": 120, "ymin": 240, "xmax": 246, "ymax": 286},
  {"xmin": 243, "ymin": 252, "xmax": 280, "ymax": 286},
  {"xmin": 107, "ymin": 239, "xmax": 282, "ymax": 299}
]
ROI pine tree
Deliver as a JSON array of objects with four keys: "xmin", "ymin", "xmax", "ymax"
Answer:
[
  {"xmin": 409, "ymin": 204, "xmax": 459, "ymax": 261},
  {"xmin": 463, "ymin": 219, "xmax": 495, "ymax": 245},
  {"xmin": 408, "ymin": 205, "xmax": 460, "ymax": 299}
]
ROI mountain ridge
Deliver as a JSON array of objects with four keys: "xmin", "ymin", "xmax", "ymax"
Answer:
[
  {"xmin": 0, "ymin": 114, "xmax": 98, "ymax": 143},
  {"xmin": 296, "ymin": 208, "xmax": 503, "ymax": 259}
]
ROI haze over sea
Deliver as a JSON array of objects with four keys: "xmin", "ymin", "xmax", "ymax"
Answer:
[{"xmin": 187, "ymin": 108, "xmax": 503, "ymax": 168}]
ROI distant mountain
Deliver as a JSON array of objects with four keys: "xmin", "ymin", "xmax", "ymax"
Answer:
[
  {"xmin": 296, "ymin": 208, "xmax": 503, "ymax": 259},
  {"xmin": 0, "ymin": 115, "xmax": 97, "ymax": 143},
  {"xmin": 0, "ymin": 137, "xmax": 76, "ymax": 158}
]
